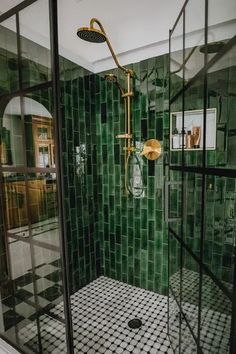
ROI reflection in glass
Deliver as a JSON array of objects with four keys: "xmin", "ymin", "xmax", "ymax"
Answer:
[
  {"xmin": 204, "ymin": 175, "xmax": 235, "ymax": 292},
  {"xmin": 206, "ymin": 43, "xmax": 236, "ymax": 168},
  {"xmin": 184, "ymin": 76, "xmax": 204, "ymax": 167},
  {"xmin": 170, "ymin": 13, "xmax": 183, "ymax": 100},
  {"xmin": 182, "ymin": 250, "xmax": 200, "ymax": 338},
  {"xmin": 0, "ymin": 17, "xmax": 19, "ymax": 95},
  {"xmin": 169, "ymin": 233, "xmax": 181, "ymax": 303},
  {"xmin": 181, "ymin": 318, "xmax": 197, "ymax": 353},
  {"xmin": 168, "ymin": 289, "xmax": 180, "ymax": 353},
  {"xmin": 168, "ymin": 170, "xmax": 182, "ymax": 235},
  {"xmin": 208, "ymin": 0, "xmax": 236, "ymax": 50},
  {"xmin": 27, "ymin": 173, "xmax": 58, "ymax": 242},
  {"xmin": 170, "ymin": 96, "xmax": 183, "ymax": 166},
  {"xmin": 23, "ymin": 90, "xmax": 54, "ymax": 168},
  {"xmin": 200, "ymin": 272, "xmax": 232, "ymax": 353},
  {"xmin": 2, "ymin": 173, "xmax": 28, "ymax": 232},
  {"xmin": 183, "ymin": 173, "xmax": 202, "ymax": 252},
  {"xmin": 0, "ymin": 173, "xmax": 40, "ymax": 350},
  {"xmin": 185, "ymin": 0, "xmax": 205, "ymax": 81},
  {"xmin": 19, "ymin": 0, "xmax": 51, "ymax": 89},
  {"xmin": 1, "ymin": 98, "xmax": 24, "ymax": 167}
]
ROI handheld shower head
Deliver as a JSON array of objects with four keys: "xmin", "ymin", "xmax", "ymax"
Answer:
[
  {"xmin": 105, "ymin": 74, "xmax": 125, "ymax": 95},
  {"xmin": 104, "ymin": 74, "xmax": 118, "ymax": 83}
]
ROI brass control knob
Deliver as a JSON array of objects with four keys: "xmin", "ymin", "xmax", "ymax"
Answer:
[{"xmin": 140, "ymin": 139, "xmax": 161, "ymax": 160}]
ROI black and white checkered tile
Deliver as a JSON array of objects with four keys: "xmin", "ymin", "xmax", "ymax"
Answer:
[{"xmin": 2, "ymin": 259, "xmax": 63, "ymax": 331}]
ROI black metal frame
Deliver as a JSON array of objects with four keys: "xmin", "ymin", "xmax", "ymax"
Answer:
[
  {"xmin": 0, "ymin": 0, "xmax": 74, "ymax": 353},
  {"xmin": 168, "ymin": 0, "xmax": 236, "ymax": 353}
]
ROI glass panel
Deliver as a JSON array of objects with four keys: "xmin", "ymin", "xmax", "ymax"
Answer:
[
  {"xmin": 168, "ymin": 288, "xmax": 180, "ymax": 353},
  {"xmin": 185, "ymin": 0, "xmax": 205, "ymax": 81},
  {"xmin": 208, "ymin": 0, "xmax": 236, "ymax": 50},
  {"xmin": 181, "ymin": 317, "xmax": 198, "ymax": 353},
  {"xmin": 170, "ymin": 95, "xmax": 183, "ymax": 166},
  {"xmin": 169, "ymin": 232, "xmax": 181, "ymax": 303},
  {"xmin": 2, "ymin": 173, "xmax": 28, "ymax": 233},
  {"xmin": 206, "ymin": 43, "xmax": 236, "ymax": 168},
  {"xmin": 0, "ymin": 173, "xmax": 41, "ymax": 351},
  {"xmin": 0, "ymin": 16, "xmax": 19, "ymax": 95},
  {"xmin": 1, "ymin": 97, "xmax": 24, "ymax": 167},
  {"xmin": 23, "ymin": 88, "xmax": 54, "ymax": 168},
  {"xmin": 183, "ymin": 173, "xmax": 202, "ymax": 254},
  {"xmin": 182, "ymin": 250, "xmax": 200, "ymax": 338},
  {"xmin": 0, "ymin": 248, "xmax": 8, "ymax": 283},
  {"xmin": 25, "ymin": 314, "xmax": 67, "ymax": 353},
  {"xmin": 204, "ymin": 175, "xmax": 234, "ymax": 294},
  {"xmin": 200, "ymin": 272, "xmax": 232, "ymax": 353},
  {"xmin": 170, "ymin": 13, "xmax": 183, "ymax": 100},
  {"xmin": 168, "ymin": 170, "xmax": 182, "ymax": 235},
  {"xmin": 28, "ymin": 173, "xmax": 63, "ymax": 315},
  {"xmin": 19, "ymin": 0, "xmax": 51, "ymax": 89},
  {"xmin": 184, "ymin": 76, "xmax": 205, "ymax": 167}
]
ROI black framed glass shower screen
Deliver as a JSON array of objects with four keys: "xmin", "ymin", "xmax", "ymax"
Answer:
[
  {"xmin": 168, "ymin": 0, "xmax": 236, "ymax": 353},
  {"xmin": 0, "ymin": 1, "xmax": 73, "ymax": 353}
]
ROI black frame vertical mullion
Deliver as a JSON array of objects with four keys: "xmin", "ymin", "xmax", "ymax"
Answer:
[
  {"xmin": 48, "ymin": 0, "xmax": 74, "ymax": 353},
  {"xmin": 167, "ymin": 29, "xmax": 171, "ymax": 340},
  {"xmin": 178, "ymin": 7, "xmax": 186, "ymax": 354},
  {"xmin": 197, "ymin": 0, "xmax": 208, "ymax": 352}
]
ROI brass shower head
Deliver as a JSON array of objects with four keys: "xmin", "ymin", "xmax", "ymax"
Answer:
[
  {"xmin": 77, "ymin": 27, "xmax": 106, "ymax": 43},
  {"xmin": 77, "ymin": 18, "xmax": 133, "ymax": 76},
  {"xmin": 77, "ymin": 18, "xmax": 106, "ymax": 43}
]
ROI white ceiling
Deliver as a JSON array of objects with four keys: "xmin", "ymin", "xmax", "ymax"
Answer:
[
  {"xmin": 0, "ymin": 0, "xmax": 236, "ymax": 73},
  {"xmin": 57, "ymin": 0, "xmax": 185, "ymax": 72}
]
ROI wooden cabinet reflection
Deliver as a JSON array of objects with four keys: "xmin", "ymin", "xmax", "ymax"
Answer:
[{"xmin": 4, "ymin": 179, "xmax": 57, "ymax": 230}]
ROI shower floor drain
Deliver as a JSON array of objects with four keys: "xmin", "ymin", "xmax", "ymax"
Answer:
[{"xmin": 128, "ymin": 318, "xmax": 142, "ymax": 329}]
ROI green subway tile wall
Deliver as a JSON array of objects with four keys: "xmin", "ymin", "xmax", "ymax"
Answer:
[
  {"xmin": 95, "ymin": 55, "xmax": 169, "ymax": 294},
  {"xmin": 59, "ymin": 58, "xmax": 100, "ymax": 293}
]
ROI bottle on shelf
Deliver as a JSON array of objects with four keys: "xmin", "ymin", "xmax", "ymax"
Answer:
[
  {"xmin": 179, "ymin": 127, "xmax": 187, "ymax": 149},
  {"xmin": 172, "ymin": 128, "xmax": 180, "ymax": 149},
  {"xmin": 186, "ymin": 130, "xmax": 194, "ymax": 149}
]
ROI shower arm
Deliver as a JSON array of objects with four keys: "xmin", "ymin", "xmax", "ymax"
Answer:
[
  {"xmin": 90, "ymin": 18, "xmax": 134, "ymax": 195},
  {"xmin": 90, "ymin": 18, "xmax": 134, "ymax": 77}
]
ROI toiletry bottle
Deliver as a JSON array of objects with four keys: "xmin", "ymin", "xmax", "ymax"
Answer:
[
  {"xmin": 186, "ymin": 130, "xmax": 194, "ymax": 149},
  {"xmin": 172, "ymin": 128, "xmax": 179, "ymax": 149},
  {"xmin": 179, "ymin": 128, "xmax": 186, "ymax": 149},
  {"xmin": 192, "ymin": 126, "xmax": 201, "ymax": 148}
]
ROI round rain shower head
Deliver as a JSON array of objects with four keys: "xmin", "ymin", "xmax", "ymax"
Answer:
[
  {"xmin": 199, "ymin": 41, "xmax": 224, "ymax": 54},
  {"xmin": 76, "ymin": 27, "xmax": 106, "ymax": 43},
  {"xmin": 105, "ymin": 74, "xmax": 118, "ymax": 83}
]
